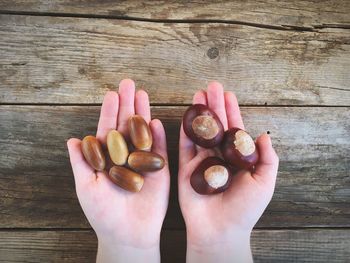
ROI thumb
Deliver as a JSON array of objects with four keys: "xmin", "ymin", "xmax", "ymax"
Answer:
[
  {"xmin": 252, "ymin": 133, "xmax": 279, "ymax": 185},
  {"xmin": 67, "ymin": 138, "xmax": 96, "ymax": 187}
]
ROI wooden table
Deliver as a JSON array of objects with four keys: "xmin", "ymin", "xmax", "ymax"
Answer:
[{"xmin": 0, "ymin": 1, "xmax": 349, "ymax": 262}]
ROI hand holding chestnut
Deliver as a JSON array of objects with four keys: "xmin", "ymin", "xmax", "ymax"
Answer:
[
  {"xmin": 183, "ymin": 103, "xmax": 259, "ymax": 195},
  {"xmin": 178, "ymin": 81, "xmax": 279, "ymax": 263},
  {"xmin": 67, "ymin": 79, "xmax": 170, "ymax": 263}
]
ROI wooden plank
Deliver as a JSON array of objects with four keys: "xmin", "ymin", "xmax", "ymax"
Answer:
[
  {"xmin": 0, "ymin": 229, "xmax": 349, "ymax": 262},
  {"xmin": 0, "ymin": 15, "xmax": 349, "ymax": 105},
  {"xmin": 0, "ymin": 0, "xmax": 349, "ymax": 28},
  {"xmin": 0, "ymin": 106, "xmax": 349, "ymax": 228},
  {"xmin": 0, "ymin": 231, "xmax": 97, "ymax": 263}
]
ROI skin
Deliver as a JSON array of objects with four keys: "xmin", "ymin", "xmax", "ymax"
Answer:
[
  {"xmin": 67, "ymin": 79, "xmax": 279, "ymax": 262},
  {"xmin": 178, "ymin": 81, "xmax": 279, "ymax": 263},
  {"xmin": 67, "ymin": 79, "xmax": 170, "ymax": 263}
]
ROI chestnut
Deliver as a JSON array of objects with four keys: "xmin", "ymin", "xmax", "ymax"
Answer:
[
  {"xmin": 190, "ymin": 157, "xmax": 232, "ymax": 195},
  {"xmin": 221, "ymin": 128, "xmax": 259, "ymax": 170},
  {"xmin": 183, "ymin": 104, "xmax": 224, "ymax": 148}
]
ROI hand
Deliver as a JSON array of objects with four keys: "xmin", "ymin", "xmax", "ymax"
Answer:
[
  {"xmin": 178, "ymin": 82, "xmax": 279, "ymax": 263},
  {"xmin": 67, "ymin": 79, "xmax": 170, "ymax": 263}
]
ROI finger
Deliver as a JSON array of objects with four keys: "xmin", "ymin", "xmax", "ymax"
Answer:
[
  {"xmin": 193, "ymin": 90, "xmax": 207, "ymax": 153},
  {"xmin": 135, "ymin": 89, "xmax": 151, "ymax": 123},
  {"xmin": 178, "ymin": 149, "xmax": 216, "ymax": 195},
  {"xmin": 96, "ymin": 91, "xmax": 119, "ymax": 143},
  {"xmin": 179, "ymin": 123, "xmax": 196, "ymax": 168},
  {"xmin": 253, "ymin": 134, "xmax": 279, "ymax": 185},
  {"xmin": 143, "ymin": 119, "xmax": 170, "ymax": 195},
  {"xmin": 67, "ymin": 138, "xmax": 95, "ymax": 186},
  {"xmin": 188, "ymin": 149, "xmax": 216, "ymax": 173},
  {"xmin": 207, "ymin": 81, "xmax": 228, "ymax": 130},
  {"xmin": 193, "ymin": 90, "xmax": 207, "ymax": 105},
  {"xmin": 117, "ymin": 79, "xmax": 136, "ymax": 136},
  {"xmin": 149, "ymin": 119, "xmax": 168, "ymax": 161},
  {"xmin": 224, "ymin": 91, "xmax": 245, "ymax": 130}
]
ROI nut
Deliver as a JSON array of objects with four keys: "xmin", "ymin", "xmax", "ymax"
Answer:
[
  {"xmin": 204, "ymin": 165, "xmax": 229, "ymax": 189},
  {"xmin": 128, "ymin": 115, "xmax": 153, "ymax": 151},
  {"xmin": 192, "ymin": 115, "xmax": 219, "ymax": 140},
  {"xmin": 128, "ymin": 151, "xmax": 165, "ymax": 172},
  {"xmin": 190, "ymin": 157, "xmax": 232, "ymax": 195},
  {"xmin": 107, "ymin": 130, "xmax": 129, "ymax": 165},
  {"xmin": 221, "ymin": 128, "xmax": 259, "ymax": 169},
  {"xmin": 81, "ymin": 135, "xmax": 106, "ymax": 171},
  {"xmin": 183, "ymin": 104, "xmax": 224, "ymax": 148},
  {"xmin": 109, "ymin": 166, "xmax": 144, "ymax": 192}
]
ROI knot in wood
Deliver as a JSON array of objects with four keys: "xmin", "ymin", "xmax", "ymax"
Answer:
[{"xmin": 207, "ymin": 47, "xmax": 219, "ymax": 59}]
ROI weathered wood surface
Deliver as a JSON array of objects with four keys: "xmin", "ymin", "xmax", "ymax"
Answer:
[
  {"xmin": 0, "ymin": 229, "xmax": 349, "ymax": 263},
  {"xmin": 0, "ymin": 0, "xmax": 349, "ymax": 29},
  {"xmin": 0, "ymin": 105, "xmax": 349, "ymax": 228},
  {"xmin": 1, "ymin": 15, "xmax": 349, "ymax": 105}
]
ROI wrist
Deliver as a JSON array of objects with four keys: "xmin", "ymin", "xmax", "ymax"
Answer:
[
  {"xmin": 186, "ymin": 228, "xmax": 252, "ymax": 263},
  {"xmin": 96, "ymin": 236, "xmax": 160, "ymax": 263}
]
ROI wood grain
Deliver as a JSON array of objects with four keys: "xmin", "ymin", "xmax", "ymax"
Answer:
[
  {"xmin": 0, "ymin": 105, "xmax": 349, "ymax": 229},
  {"xmin": 0, "ymin": 15, "xmax": 349, "ymax": 105},
  {"xmin": 0, "ymin": 0, "xmax": 349, "ymax": 28},
  {"xmin": 0, "ymin": 2, "xmax": 349, "ymax": 261},
  {"xmin": 0, "ymin": 229, "xmax": 349, "ymax": 262}
]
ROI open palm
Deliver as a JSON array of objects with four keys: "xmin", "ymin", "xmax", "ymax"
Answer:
[
  {"xmin": 67, "ymin": 79, "xmax": 170, "ymax": 249},
  {"xmin": 178, "ymin": 82, "xmax": 279, "ymax": 248}
]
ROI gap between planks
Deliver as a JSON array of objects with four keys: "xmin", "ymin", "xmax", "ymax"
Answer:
[
  {"xmin": 0, "ymin": 103, "xmax": 349, "ymax": 108},
  {"xmin": 1, "ymin": 227, "xmax": 350, "ymax": 232},
  {"xmin": 0, "ymin": 10, "xmax": 349, "ymax": 32}
]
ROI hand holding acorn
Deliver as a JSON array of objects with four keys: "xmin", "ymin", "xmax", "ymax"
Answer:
[{"xmin": 81, "ymin": 115, "xmax": 165, "ymax": 193}]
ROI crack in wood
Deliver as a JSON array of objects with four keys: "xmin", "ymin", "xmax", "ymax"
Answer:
[
  {"xmin": 0, "ymin": 10, "xmax": 349, "ymax": 32},
  {"xmin": 318, "ymin": 86, "xmax": 350, "ymax": 92}
]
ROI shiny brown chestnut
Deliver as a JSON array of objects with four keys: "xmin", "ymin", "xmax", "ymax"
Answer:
[
  {"xmin": 128, "ymin": 115, "xmax": 153, "ymax": 151},
  {"xmin": 81, "ymin": 135, "xmax": 106, "ymax": 171},
  {"xmin": 128, "ymin": 151, "xmax": 165, "ymax": 172},
  {"xmin": 109, "ymin": 166, "xmax": 144, "ymax": 192},
  {"xmin": 183, "ymin": 104, "xmax": 224, "ymax": 148},
  {"xmin": 190, "ymin": 157, "xmax": 232, "ymax": 195},
  {"xmin": 221, "ymin": 128, "xmax": 259, "ymax": 170}
]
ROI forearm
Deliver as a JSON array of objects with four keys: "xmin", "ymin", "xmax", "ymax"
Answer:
[
  {"xmin": 96, "ymin": 239, "xmax": 160, "ymax": 263},
  {"xmin": 186, "ymin": 230, "xmax": 253, "ymax": 263}
]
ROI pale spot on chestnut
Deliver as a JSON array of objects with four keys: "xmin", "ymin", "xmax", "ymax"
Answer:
[
  {"xmin": 192, "ymin": 115, "xmax": 219, "ymax": 140},
  {"xmin": 183, "ymin": 104, "xmax": 224, "ymax": 148},
  {"xmin": 204, "ymin": 165, "xmax": 229, "ymax": 189},
  {"xmin": 234, "ymin": 130, "xmax": 256, "ymax": 156},
  {"xmin": 221, "ymin": 127, "xmax": 259, "ymax": 170},
  {"xmin": 190, "ymin": 156, "xmax": 232, "ymax": 195}
]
